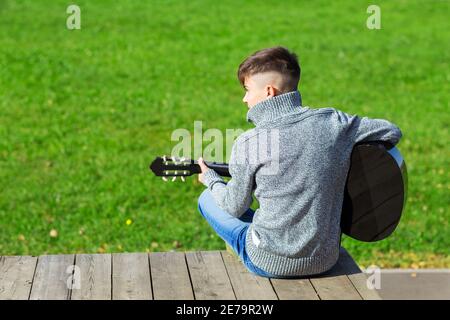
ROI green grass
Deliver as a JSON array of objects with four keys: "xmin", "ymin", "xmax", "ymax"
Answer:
[{"xmin": 0, "ymin": 0, "xmax": 448, "ymax": 268}]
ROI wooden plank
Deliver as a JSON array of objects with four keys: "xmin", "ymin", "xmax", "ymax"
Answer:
[
  {"xmin": 338, "ymin": 248, "xmax": 381, "ymax": 300},
  {"xmin": 29, "ymin": 255, "xmax": 75, "ymax": 300},
  {"xmin": 310, "ymin": 274, "xmax": 361, "ymax": 300},
  {"xmin": 150, "ymin": 252, "xmax": 194, "ymax": 300},
  {"xmin": 71, "ymin": 254, "xmax": 112, "ymax": 300},
  {"xmin": 185, "ymin": 251, "xmax": 235, "ymax": 300},
  {"xmin": 221, "ymin": 251, "xmax": 278, "ymax": 300},
  {"xmin": 270, "ymin": 278, "xmax": 319, "ymax": 300},
  {"xmin": 112, "ymin": 253, "xmax": 152, "ymax": 300},
  {"xmin": 0, "ymin": 256, "xmax": 38, "ymax": 300},
  {"xmin": 309, "ymin": 249, "xmax": 362, "ymax": 300}
]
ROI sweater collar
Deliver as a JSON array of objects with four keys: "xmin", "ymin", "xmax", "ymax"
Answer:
[{"xmin": 246, "ymin": 90, "xmax": 303, "ymax": 126}]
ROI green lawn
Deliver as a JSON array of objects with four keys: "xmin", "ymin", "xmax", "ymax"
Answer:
[{"xmin": 0, "ymin": 0, "xmax": 448, "ymax": 268}]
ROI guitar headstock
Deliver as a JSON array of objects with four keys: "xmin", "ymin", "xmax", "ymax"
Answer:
[{"xmin": 149, "ymin": 155, "xmax": 199, "ymax": 182}]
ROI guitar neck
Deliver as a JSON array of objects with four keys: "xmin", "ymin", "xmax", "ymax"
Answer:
[{"xmin": 192, "ymin": 160, "xmax": 231, "ymax": 177}]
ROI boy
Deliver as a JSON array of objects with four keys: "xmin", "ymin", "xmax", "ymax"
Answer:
[{"xmin": 197, "ymin": 46, "xmax": 402, "ymax": 278}]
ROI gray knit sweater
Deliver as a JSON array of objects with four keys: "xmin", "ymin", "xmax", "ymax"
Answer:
[{"xmin": 201, "ymin": 90, "xmax": 403, "ymax": 277}]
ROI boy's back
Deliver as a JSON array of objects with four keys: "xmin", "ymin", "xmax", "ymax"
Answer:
[{"xmin": 202, "ymin": 90, "xmax": 402, "ymax": 276}]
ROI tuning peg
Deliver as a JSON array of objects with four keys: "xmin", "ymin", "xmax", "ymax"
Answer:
[
  {"xmin": 171, "ymin": 176, "xmax": 177, "ymax": 182},
  {"xmin": 162, "ymin": 155, "xmax": 167, "ymax": 162},
  {"xmin": 181, "ymin": 176, "xmax": 185, "ymax": 182},
  {"xmin": 162, "ymin": 177, "xmax": 168, "ymax": 182}
]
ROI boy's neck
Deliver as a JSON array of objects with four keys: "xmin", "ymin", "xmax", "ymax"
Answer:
[{"xmin": 246, "ymin": 90, "xmax": 303, "ymax": 126}]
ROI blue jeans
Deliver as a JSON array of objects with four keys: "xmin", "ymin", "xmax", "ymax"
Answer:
[{"xmin": 197, "ymin": 189, "xmax": 277, "ymax": 278}]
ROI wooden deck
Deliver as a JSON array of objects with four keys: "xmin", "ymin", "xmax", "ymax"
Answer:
[{"xmin": 0, "ymin": 248, "xmax": 380, "ymax": 300}]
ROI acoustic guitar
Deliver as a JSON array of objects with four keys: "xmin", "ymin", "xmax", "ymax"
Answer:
[{"xmin": 149, "ymin": 142, "xmax": 408, "ymax": 242}]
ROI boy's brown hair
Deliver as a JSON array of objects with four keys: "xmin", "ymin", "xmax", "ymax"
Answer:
[{"xmin": 237, "ymin": 46, "xmax": 301, "ymax": 93}]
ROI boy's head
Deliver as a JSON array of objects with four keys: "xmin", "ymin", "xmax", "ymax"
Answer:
[{"xmin": 238, "ymin": 46, "xmax": 301, "ymax": 109}]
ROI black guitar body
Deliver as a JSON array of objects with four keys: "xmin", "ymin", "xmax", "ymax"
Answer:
[{"xmin": 340, "ymin": 142, "xmax": 407, "ymax": 242}]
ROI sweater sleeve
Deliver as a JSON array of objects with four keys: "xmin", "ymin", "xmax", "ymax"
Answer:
[
  {"xmin": 201, "ymin": 138, "xmax": 255, "ymax": 218},
  {"xmin": 334, "ymin": 109, "xmax": 403, "ymax": 146}
]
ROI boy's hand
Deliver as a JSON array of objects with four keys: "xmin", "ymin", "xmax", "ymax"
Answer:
[{"xmin": 198, "ymin": 157, "xmax": 210, "ymax": 184}]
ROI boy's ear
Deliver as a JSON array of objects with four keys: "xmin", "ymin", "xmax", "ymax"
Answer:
[{"xmin": 265, "ymin": 85, "xmax": 278, "ymax": 98}]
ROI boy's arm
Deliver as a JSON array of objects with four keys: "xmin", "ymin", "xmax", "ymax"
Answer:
[
  {"xmin": 200, "ymin": 139, "xmax": 255, "ymax": 218},
  {"xmin": 334, "ymin": 109, "xmax": 403, "ymax": 146}
]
